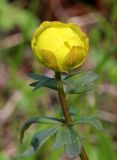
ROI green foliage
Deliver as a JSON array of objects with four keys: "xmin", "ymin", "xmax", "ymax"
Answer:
[
  {"xmin": 22, "ymin": 71, "xmax": 102, "ymax": 158},
  {"xmin": 19, "ymin": 125, "xmax": 61, "ymax": 157},
  {"xmin": 28, "ymin": 73, "xmax": 57, "ymax": 91},
  {"xmin": 64, "ymin": 71, "xmax": 99, "ymax": 94},
  {"xmin": 72, "ymin": 116, "xmax": 103, "ymax": 131},
  {"xmin": 19, "ymin": 113, "xmax": 102, "ymax": 158},
  {"xmin": 28, "ymin": 71, "xmax": 99, "ymax": 94},
  {"xmin": 52, "ymin": 125, "xmax": 81, "ymax": 158},
  {"xmin": 63, "ymin": 127, "xmax": 81, "ymax": 158},
  {"xmin": 20, "ymin": 116, "xmax": 63, "ymax": 144}
]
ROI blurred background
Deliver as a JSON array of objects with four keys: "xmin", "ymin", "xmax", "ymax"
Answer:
[{"xmin": 0, "ymin": 0, "xmax": 117, "ymax": 160}]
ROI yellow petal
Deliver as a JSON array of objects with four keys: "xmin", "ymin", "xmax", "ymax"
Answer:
[
  {"xmin": 62, "ymin": 46, "xmax": 87, "ymax": 71},
  {"xmin": 34, "ymin": 49, "xmax": 60, "ymax": 71},
  {"xmin": 31, "ymin": 21, "xmax": 89, "ymax": 72}
]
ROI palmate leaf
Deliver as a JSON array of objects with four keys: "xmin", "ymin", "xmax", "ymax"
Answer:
[
  {"xmin": 32, "ymin": 79, "xmax": 51, "ymax": 91},
  {"xmin": 64, "ymin": 71, "xmax": 99, "ymax": 94},
  {"xmin": 52, "ymin": 126, "xmax": 81, "ymax": 158},
  {"xmin": 28, "ymin": 73, "xmax": 49, "ymax": 81},
  {"xmin": 20, "ymin": 116, "xmax": 63, "ymax": 144},
  {"xmin": 65, "ymin": 71, "xmax": 99, "ymax": 82},
  {"xmin": 28, "ymin": 71, "xmax": 99, "ymax": 94},
  {"xmin": 30, "ymin": 79, "xmax": 57, "ymax": 90},
  {"xmin": 28, "ymin": 73, "xmax": 57, "ymax": 91},
  {"xmin": 52, "ymin": 125, "xmax": 67, "ymax": 149},
  {"xmin": 64, "ymin": 82, "xmax": 95, "ymax": 94},
  {"xmin": 64, "ymin": 127, "xmax": 81, "ymax": 158},
  {"xmin": 19, "ymin": 125, "xmax": 61, "ymax": 157},
  {"xmin": 72, "ymin": 116, "xmax": 103, "ymax": 131}
]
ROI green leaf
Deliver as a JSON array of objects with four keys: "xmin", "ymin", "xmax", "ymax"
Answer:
[
  {"xmin": 44, "ymin": 79, "xmax": 57, "ymax": 90},
  {"xmin": 19, "ymin": 125, "xmax": 61, "ymax": 157},
  {"xmin": 72, "ymin": 116, "xmax": 103, "ymax": 131},
  {"xmin": 65, "ymin": 71, "xmax": 99, "ymax": 82},
  {"xmin": 64, "ymin": 127, "xmax": 81, "ymax": 158},
  {"xmin": 29, "ymin": 81, "xmax": 38, "ymax": 87},
  {"xmin": 32, "ymin": 79, "xmax": 51, "ymax": 91},
  {"xmin": 28, "ymin": 73, "xmax": 49, "ymax": 81},
  {"xmin": 28, "ymin": 73, "xmax": 52, "ymax": 91},
  {"xmin": 65, "ymin": 83, "xmax": 95, "ymax": 94},
  {"xmin": 28, "ymin": 73, "xmax": 57, "ymax": 91},
  {"xmin": 30, "ymin": 79, "xmax": 57, "ymax": 90},
  {"xmin": 52, "ymin": 126, "xmax": 81, "ymax": 158},
  {"xmin": 52, "ymin": 125, "xmax": 67, "ymax": 150},
  {"xmin": 20, "ymin": 116, "xmax": 63, "ymax": 144},
  {"xmin": 64, "ymin": 71, "xmax": 99, "ymax": 94}
]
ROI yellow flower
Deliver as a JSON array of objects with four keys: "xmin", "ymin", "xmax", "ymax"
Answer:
[{"xmin": 31, "ymin": 21, "xmax": 89, "ymax": 72}]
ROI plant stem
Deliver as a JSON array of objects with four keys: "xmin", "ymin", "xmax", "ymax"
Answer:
[
  {"xmin": 55, "ymin": 72, "xmax": 71, "ymax": 124},
  {"xmin": 55, "ymin": 72, "xmax": 89, "ymax": 160}
]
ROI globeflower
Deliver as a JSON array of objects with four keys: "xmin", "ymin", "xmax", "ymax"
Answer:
[{"xmin": 31, "ymin": 21, "xmax": 89, "ymax": 72}]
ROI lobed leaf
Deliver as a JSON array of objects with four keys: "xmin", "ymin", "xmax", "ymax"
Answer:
[
  {"xmin": 27, "ymin": 73, "xmax": 49, "ymax": 81},
  {"xmin": 28, "ymin": 73, "xmax": 57, "ymax": 91},
  {"xmin": 52, "ymin": 125, "xmax": 67, "ymax": 149},
  {"xmin": 28, "ymin": 71, "xmax": 99, "ymax": 93},
  {"xmin": 63, "ymin": 71, "xmax": 99, "ymax": 94},
  {"xmin": 52, "ymin": 126, "xmax": 81, "ymax": 158},
  {"xmin": 72, "ymin": 116, "xmax": 103, "ymax": 131},
  {"xmin": 65, "ymin": 71, "xmax": 99, "ymax": 82},
  {"xmin": 64, "ymin": 127, "xmax": 81, "ymax": 158},
  {"xmin": 32, "ymin": 79, "xmax": 51, "ymax": 91},
  {"xmin": 65, "ymin": 83, "xmax": 95, "ymax": 94},
  {"xmin": 19, "ymin": 125, "xmax": 61, "ymax": 157},
  {"xmin": 20, "ymin": 116, "xmax": 63, "ymax": 144}
]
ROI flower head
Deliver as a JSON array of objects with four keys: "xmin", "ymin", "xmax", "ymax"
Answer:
[{"xmin": 31, "ymin": 21, "xmax": 89, "ymax": 72}]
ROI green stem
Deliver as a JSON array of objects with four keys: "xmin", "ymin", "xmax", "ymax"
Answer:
[
  {"xmin": 55, "ymin": 72, "xmax": 71, "ymax": 124},
  {"xmin": 55, "ymin": 72, "xmax": 89, "ymax": 160}
]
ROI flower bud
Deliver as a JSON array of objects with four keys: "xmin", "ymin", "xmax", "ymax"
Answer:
[{"xmin": 31, "ymin": 21, "xmax": 89, "ymax": 72}]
